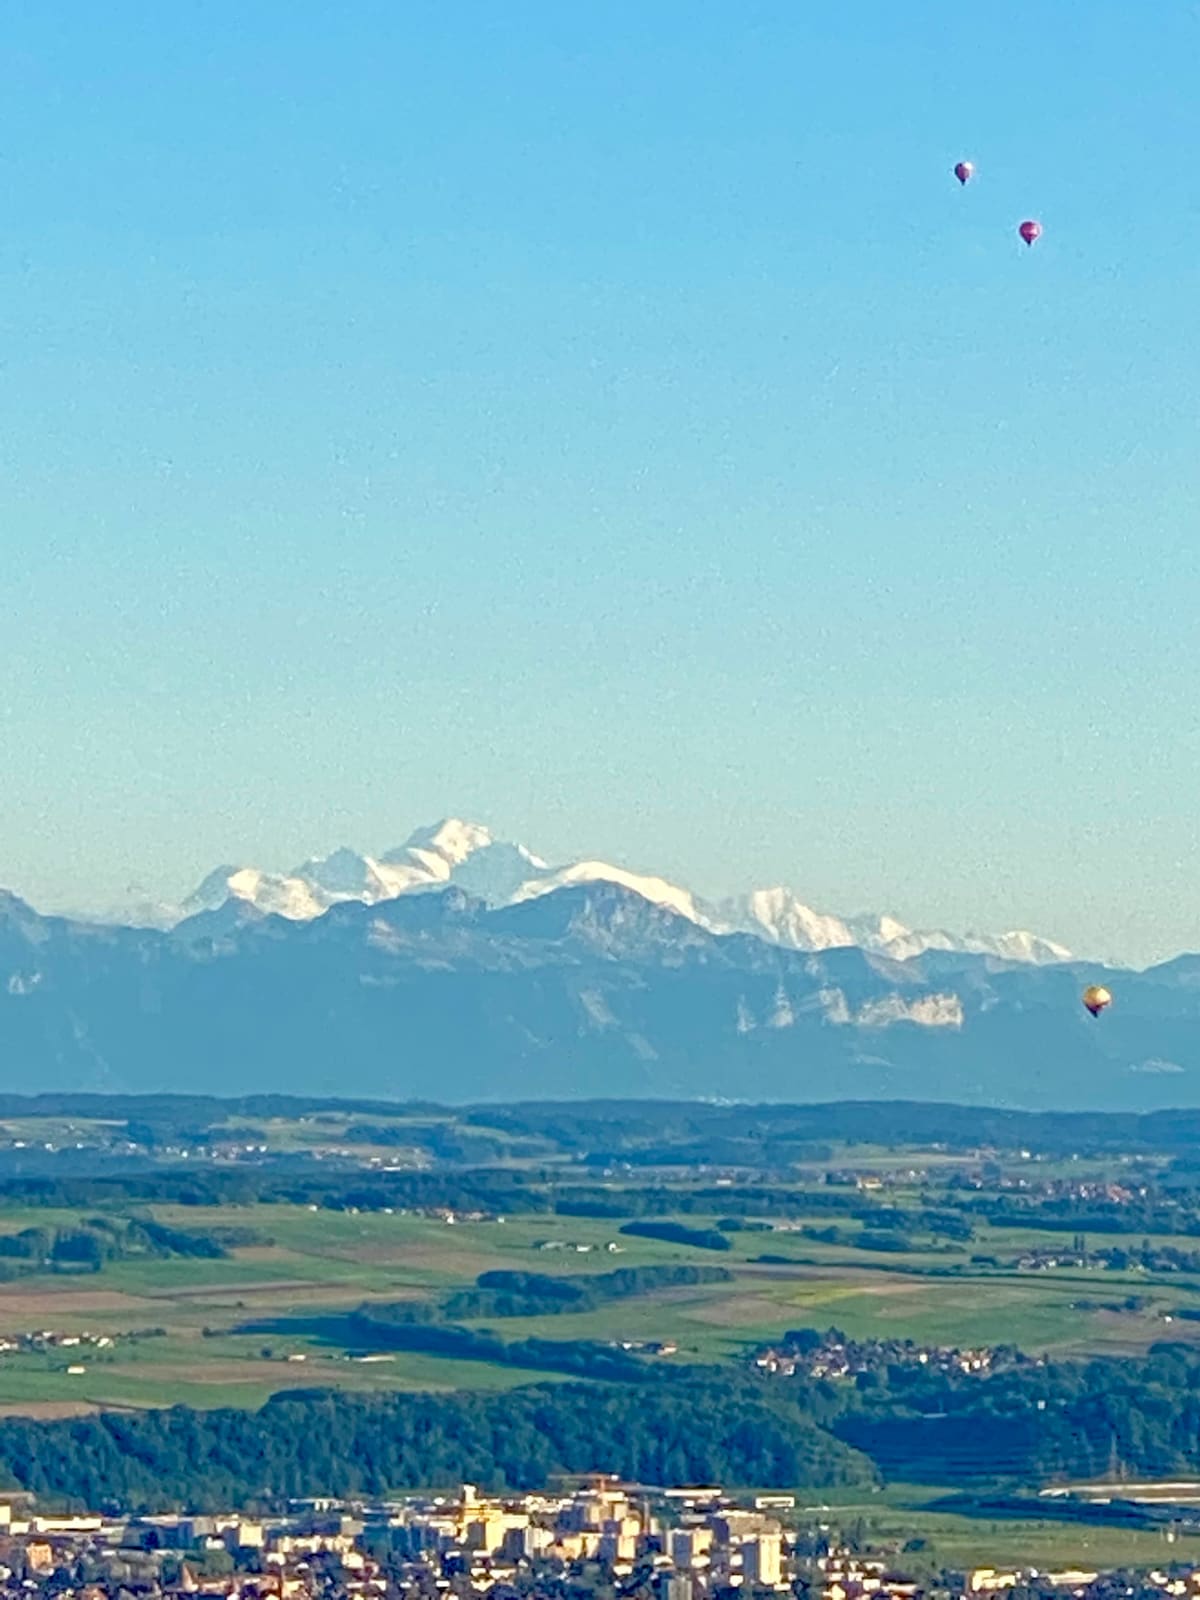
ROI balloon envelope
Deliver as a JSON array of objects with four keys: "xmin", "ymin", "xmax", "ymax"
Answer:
[
  {"xmin": 954, "ymin": 161, "xmax": 974, "ymax": 185},
  {"xmin": 1019, "ymin": 219, "xmax": 1042, "ymax": 246},
  {"xmin": 1082, "ymin": 985, "xmax": 1112, "ymax": 1017}
]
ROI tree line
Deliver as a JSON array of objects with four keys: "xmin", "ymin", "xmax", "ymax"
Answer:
[
  {"xmin": 0, "ymin": 1372, "xmax": 870, "ymax": 1512},
  {"xmin": 439, "ymin": 1263, "xmax": 733, "ymax": 1320},
  {"xmin": 9, "ymin": 1091, "xmax": 1200, "ymax": 1162},
  {"xmin": 0, "ymin": 1216, "xmax": 268, "ymax": 1277},
  {"xmin": 5, "ymin": 1337, "xmax": 1200, "ymax": 1508}
]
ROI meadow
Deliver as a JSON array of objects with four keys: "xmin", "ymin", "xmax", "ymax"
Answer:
[
  {"xmin": 0, "ymin": 1171, "xmax": 1191, "ymax": 1416},
  {"xmin": 787, "ymin": 1483, "xmax": 1200, "ymax": 1573},
  {"xmin": 2, "ymin": 1100, "xmax": 1200, "ymax": 1569}
]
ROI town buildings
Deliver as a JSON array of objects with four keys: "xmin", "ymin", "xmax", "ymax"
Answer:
[{"xmin": 0, "ymin": 1478, "xmax": 1193, "ymax": 1600}]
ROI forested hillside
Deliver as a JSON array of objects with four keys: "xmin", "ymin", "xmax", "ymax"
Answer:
[{"xmin": 5, "ymin": 1346, "xmax": 1200, "ymax": 1511}]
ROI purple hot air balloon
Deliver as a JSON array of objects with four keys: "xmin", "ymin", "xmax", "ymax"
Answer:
[
  {"xmin": 1018, "ymin": 219, "xmax": 1042, "ymax": 247},
  {"xmin": 954, "ymin": 161, "xmax": 974, "ymax": 185}
]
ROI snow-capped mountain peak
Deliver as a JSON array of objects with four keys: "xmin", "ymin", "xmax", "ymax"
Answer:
[
  {"xmin": 967, "ymin": 929, "xmax": 1073, "ymax": 964},
  {"xmin": 147, "ymin": 818, "xmax": 1076, "ymax": 965},
  {"xmin": 292, "ymin": 847, "xmax": 387, "ymax": 898},
  {"xmin": 866, "ymin": 914, "xmax": 913, "ymax": 946},
  {"xmin": 388, "ymin": 818, "xmax": 497, "ymax": 869},
  {"xmin": 183, "ymin": 866, "xmax": 327, "ymax": 922},
  {"xmin": 510, "ymin": 860, "xmax": 707, "ymax": 926},
  {"xmin": 711, "ymin": 887, "xmax": 854, "ymax": 951}
]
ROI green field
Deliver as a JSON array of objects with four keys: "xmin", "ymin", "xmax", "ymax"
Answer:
[
  {"xmin": 0, "ymin": 1185, "xmax": 1191, "ymax": 1416},
  {"xmin": 788, "ymin": 1484, "xmax": 1200, "ymax": 1572},
  {"xmin": 1, "ymin": 1101, "xmax": 1200, "ymax": 1577}
]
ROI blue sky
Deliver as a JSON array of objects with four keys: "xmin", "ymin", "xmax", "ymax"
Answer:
[{"xmin": 1, "ymin": 1, "xmax": 1197, "ymax": 965}]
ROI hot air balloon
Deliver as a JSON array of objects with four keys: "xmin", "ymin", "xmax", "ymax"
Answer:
[
  {"xmin": 1018, "ymin": 219, "xmax": 1042, "ymax": 247},
  {"xmin": 954, "ymin": 161, "xmax": 974, "ymax": 185},
  {"xmin": 1082, "ymin": 985, "xmax": 1112, "ymax": 1018}
]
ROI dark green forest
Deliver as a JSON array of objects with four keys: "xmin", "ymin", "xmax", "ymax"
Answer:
[
  {"xmin": 0, "ymin": 1373, "xmax": 869, "ymax": 1512},
  {"xmin": 6, "ymin": 1343, "xmax": 1200, "ymax": 1511},
  {"xmin": 438, "ymin": 1263, "xmax": 734, "ymax": 1319}
]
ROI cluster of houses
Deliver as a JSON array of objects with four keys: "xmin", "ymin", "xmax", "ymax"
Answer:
[
  {"xmin": 948, "ymin": 1172, "xmax": 1147, "ymax": 1205},
  {"xmin": 0, "ymin": 1326, "xmax": 123, "ymax": 1376},
  {"xmin": 0, "ymin": 1328, "xmax": 117, "ymax": 1355},
  {"xmin": 751, "ymin": 1332, "xmax": 1009, "ymax": 1382}
]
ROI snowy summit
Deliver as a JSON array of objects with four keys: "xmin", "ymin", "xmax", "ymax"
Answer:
[{"xmin": 103, "ymin": 816, "xmax": 1074, "ymax": 967}]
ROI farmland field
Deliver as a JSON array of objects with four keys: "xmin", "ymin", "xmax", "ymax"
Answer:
[
  {"xmin": 0, "ymin": 1174, "xmax": 1193, "ymax": 1414},
  {"xmin": 787, "ymin": 1483, "xmax": 1200, "ymax": 1572},
  {"xmin": 3, "ymin": 1095, "xmax": 1200, "ymax": 1565}
]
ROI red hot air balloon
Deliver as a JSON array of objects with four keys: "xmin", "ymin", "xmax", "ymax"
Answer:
[
  {"xmin": 954, "ymin": 161, "xmax": 974, "ymax": 185},
  {"xmin": 1018, "ymin": 219, "xmax": 1042, "ymax": 247}
]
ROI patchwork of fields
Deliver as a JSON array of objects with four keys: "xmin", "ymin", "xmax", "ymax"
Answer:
[
  {"xmin": 0, "ymin": 1173, "xmax": 1191, "ymax": 1415},
  {"xmin": 0, "ymin": 1099, "xmax": 1196, "ymax": 1569}
]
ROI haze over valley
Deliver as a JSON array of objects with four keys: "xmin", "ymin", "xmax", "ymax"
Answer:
[{"xmin": 1, "ymin": 816, "xmax": 1195, "ymax": 1109}]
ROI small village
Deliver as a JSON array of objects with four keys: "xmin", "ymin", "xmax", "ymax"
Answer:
[{"xmin": 749, "ymin": 1331, "xmax": 1024, "ymax": 1382}]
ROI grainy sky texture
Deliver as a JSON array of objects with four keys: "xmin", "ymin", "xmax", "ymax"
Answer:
[{"xmin": 2, "ymin": 1, "xmax": 1197, "ymax": 965}]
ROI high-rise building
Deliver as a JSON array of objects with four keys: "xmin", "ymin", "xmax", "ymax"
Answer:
[
  {"xmin": 599, "ymin": 1518, "xmax": 639, "ymax": 1563},
  {"xmin": 669, "ymin": 1527, "xmax": 713, "ymax": 1569},
  {"xmin": 713, "ymin": 1511, "xmax": 772, "ymax": 1544},
  {"xmin": 464, "ymin": 1513, "xmax": 509, "ymax": 1554},
  {"xmin": 509, "ymin": 1525, "xmax": 554, "ymax": 1560},
  {"xmin": 743, "ymin": 1533, "xmax": 783, "ymax": 1588}
]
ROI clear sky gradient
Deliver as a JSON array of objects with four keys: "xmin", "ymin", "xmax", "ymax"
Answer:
[{"xmin": 2, "ymin": 2, "xmax": 1197, "ymax": 965}]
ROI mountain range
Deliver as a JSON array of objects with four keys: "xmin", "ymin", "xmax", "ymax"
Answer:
[
  {"xmin": 1, "ymin": 822, "xmax": 1198, "ymax": 1110},
  {"xmin": 108, "ymin": 817, "xmax": 1075, "ymax": 968}
]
